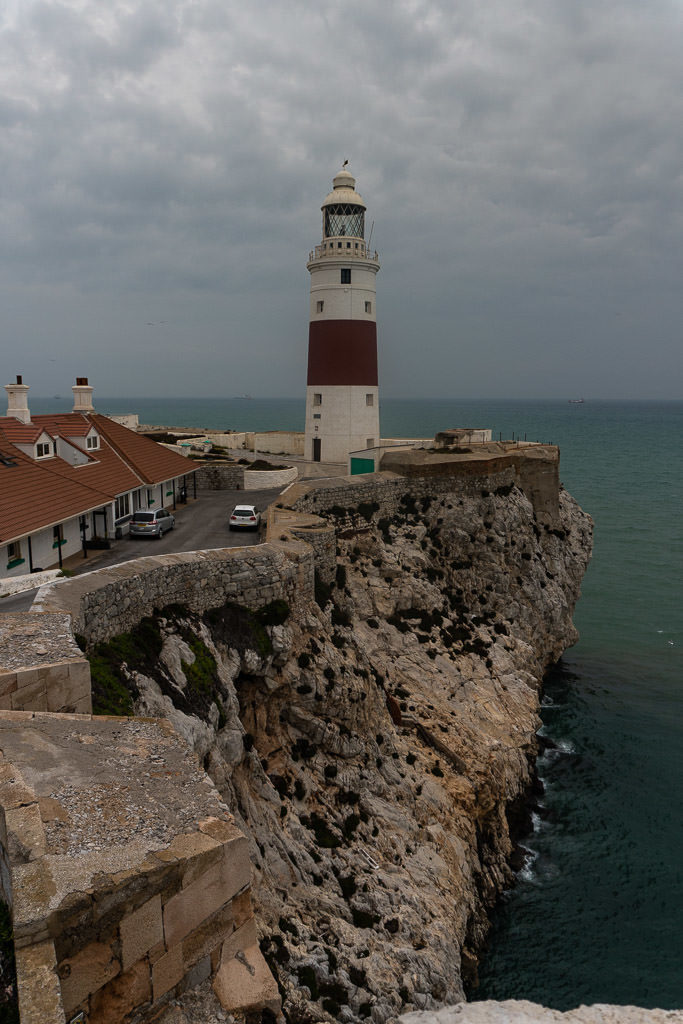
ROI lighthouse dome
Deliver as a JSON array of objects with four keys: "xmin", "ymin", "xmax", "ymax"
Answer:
[{"xmin": 321, "ymin": 166, "xmax": 366, "ymax": 210}]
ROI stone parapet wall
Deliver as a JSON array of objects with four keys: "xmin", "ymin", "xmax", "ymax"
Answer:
[
  {"xmin": 0, "ymin": 658, "xmax": 91, "ymax": 715},
  {"xmin": 0, "ymin": 613, "xmax": 92, "ymax": 715},
  {"xmin": 287, "ymin": 468, "xmax": 517, "ymax": 519},
  {"xmin": 0, "ymin": 569, "xmax": 62, "ymax": 599},
  {"xmin": 286, "ymin": 445, "xmax": 560, "ymax": 526},
  {"xmin": 380, "ymin": 444, "xmax": 560, "ymax": 524},
  {"xmin": 32, "ymin": 543, "xmax": 314, "ymax": 646},
  {"xmin": 192, "ymin": 462, "xmax": 299, "ymax": 491},
  {"xmin": 243, "ymin": 465, "xmax": 298, "ymax": 491},
  {"xmin": 267, "ymin": 507, "xmax": 337, "ymax": 583},
  {"xmin": 0, "ymin": 712, "xmax": 279, "ymax": 1024},
  {"xmin": 193, "ymin": 463, "xmax": 245, "ymax": 490}
]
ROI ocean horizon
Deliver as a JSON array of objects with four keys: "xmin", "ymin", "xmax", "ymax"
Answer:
[{"xmin": 30, "ymin": 394, "xmax": 683, "ymax": 1010}]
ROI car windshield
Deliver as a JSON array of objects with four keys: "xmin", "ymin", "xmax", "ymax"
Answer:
[{"xmin": 133, "ymin": 513, "xmax": 155, "ymax": 522}]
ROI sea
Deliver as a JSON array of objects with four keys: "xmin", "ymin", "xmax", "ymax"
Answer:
[{"xmin": 34, "ymin": 395, "xmax": 683, "ymax": 1011}]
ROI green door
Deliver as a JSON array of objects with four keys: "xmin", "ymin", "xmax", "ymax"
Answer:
[{"xmin": 350, "ymin": 457, "xmax": 375, "ymax": 475}]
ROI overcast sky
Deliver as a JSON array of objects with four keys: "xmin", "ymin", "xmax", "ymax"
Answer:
[{"xmin": 2, "ymin": 0, "xmax": 682, "ymax": 400}]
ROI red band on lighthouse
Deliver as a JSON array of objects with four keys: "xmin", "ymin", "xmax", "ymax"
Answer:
[{"xmin": 307, "ymin": 320, "xmax": 378, "ymax": 386}]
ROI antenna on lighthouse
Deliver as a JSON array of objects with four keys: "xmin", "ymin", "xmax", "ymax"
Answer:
[
  {"xmin": 343, "ymin": 159, "xmax": 349, "ymax": 168},
  {"xmin": 368, "ymin": 220, "xmax": 375, "ymax": 250}
]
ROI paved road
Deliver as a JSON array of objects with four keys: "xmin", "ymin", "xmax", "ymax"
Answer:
[{"xmin": 0, "ymin": 487, "xmax": 284, "ymax": 614}]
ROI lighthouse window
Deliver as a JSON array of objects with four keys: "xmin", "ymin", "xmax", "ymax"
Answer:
[
  {"xmin": 365, "ymin": 301, "xmax": 372, "ymax": 313},
  {"xmin": 346, "ymin": 242, "xmax": 351, "ymax": 248},
  {"xmin": 340, "ymin": 269, "xmax": 351, "ymax": 284},
  {"xmin": 324, "ymin": 205, "xmax": 365, "ymax": 239},
  {"xmin": 366, "ymin": 394, "xmax": 374, "ymax": 407},
  {"xmin": 316, "ymin": 301, "xmax": 324, "ymax": 313},
  {"xmin": 313, "ymin": 393, "xmax": 322, "ymax": 406}
]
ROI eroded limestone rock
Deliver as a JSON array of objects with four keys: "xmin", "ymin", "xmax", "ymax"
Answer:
[{"xmin": 110, "ymin": 482, "xmax": 593, "ymax": 1024}]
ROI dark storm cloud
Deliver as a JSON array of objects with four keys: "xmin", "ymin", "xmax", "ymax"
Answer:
[{"xmin": 1, "ymin": 0, "xmax": 682, "ymax": 398}]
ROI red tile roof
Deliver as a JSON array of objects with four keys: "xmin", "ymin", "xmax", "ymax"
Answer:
[
  {"xmin": 0, "ymin": 420, "xmax": 43, "ymax": 443},
  {"xmin": 0, "ymin": 430, "xmax": 112, "ymax": 544},
  {"xmin": 36, "ymin": 414, "xmax": 94, "ymax": 437},
  {"xmin": 0, "ymin": 413, "xmax": 196, "ymax": 545},
  {"xmin": 90, "ymin": 414, "xmax": 196, "ymax": 485}
]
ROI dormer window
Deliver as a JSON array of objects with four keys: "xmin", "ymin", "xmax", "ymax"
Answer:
[
  {"xmin": 86, "ymin": 434, "xmax": 100, "ymax": 451},
  {"xmin": 36, "ymin": 441, "xmax": 52, "ymax": 459}
]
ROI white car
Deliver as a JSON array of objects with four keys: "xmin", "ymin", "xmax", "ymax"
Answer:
[{"xmin": 229, "ymin": 504, "xmax": 261, "ymax": 531}]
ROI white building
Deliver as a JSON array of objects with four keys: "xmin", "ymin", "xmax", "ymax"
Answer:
[
  {"xmin": 303, "ymin": 167, "xmax": 381, "ymax": 465},
  {"xmin": 0, "ymin": 376, "xmax": 196, "ymax": 579}
]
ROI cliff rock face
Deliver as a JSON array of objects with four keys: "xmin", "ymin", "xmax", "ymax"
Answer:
[{"xmin": 106, "ymin": 482, "xmax": 592, "ymax": 1023}]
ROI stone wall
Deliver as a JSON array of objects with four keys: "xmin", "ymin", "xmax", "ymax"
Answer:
[
  {"xmin": 32, "ymin": 542, "xmax": 315, "ymax": 646},
  {"xmin": 192, "ymin": 462, "xmax": 299, "ymax": 492},
  {"xmin": 267, "ymin": 507, "xmax": 337, "ymax": 583},
  {"xmin": 286, "ymin": 468, "xmax": 517, "ymax": 519},
  {"xmin": 0, "ymin": 712, "xmax": 279, "ymax": 1023},
  {"xmin": 251, "ymin": 430, "xmax": 305, "ymax": 456},
  {"xmin": 243, "ymin": 465, "xmax": 298, "ymax": 491},
  {"xmin": 0, "ymin": 658, "xmax": 91, "ymax": 715},
  {"xmin": 0, "ymin": 613, "xmax": 91, "ymax": 715},
  {"xmin": 0, "ymin": 569, "xmax": 62, "ymax": 599},
  {"xmin": 193, "ymin": 462, "xmax": 245, "ymax": 490},
  {"xmin": 380, "ymin": 445, "xmax": 560, "ymax": 525},
  {"xmin": 286, "ymin": 445, "xmax": 560, "ymax": 526}
]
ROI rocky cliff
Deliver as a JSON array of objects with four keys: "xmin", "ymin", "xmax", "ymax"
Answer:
[{"xmin": 93, "ymin": 478, "xmax": 592, "ymax": 1023}]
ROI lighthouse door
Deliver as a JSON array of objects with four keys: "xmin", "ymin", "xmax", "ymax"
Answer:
[{"xmin": 312, "ymin": 438, "xmax": 321, "ymax": 462}]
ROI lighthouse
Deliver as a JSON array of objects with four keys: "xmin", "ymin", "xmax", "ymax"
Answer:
[{"xmin": 304, "ymin": 167, "xmax": 380, "ymax": 465}]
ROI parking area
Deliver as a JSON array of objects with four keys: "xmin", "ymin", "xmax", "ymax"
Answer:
[
  {"xmin": 83, "ymin": 486, "xmax": 284, "ymax": 568},
  {"xmin": 0, "ymin": 487, "xmax": 285, "ymax": 613}
]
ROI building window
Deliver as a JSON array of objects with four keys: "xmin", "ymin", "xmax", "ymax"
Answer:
[
  {"xmin": 6, "ymin": 541, "xmax": 24, "ymax": 569},
  {"xmin": 86, "ymin": 435, "xmax": 99, "ymax": 450},
  {"xmin": 316, "ymin": 300, "xmax": 324, "ymax": 313},
  {"xmin": 36, "ymin": 442, "xmax": 52, "ymax": 458},
  {"xmin": 52, "ymin": 524, "xmax": 65, "ymax": 548},
  {"xmin": 366, "ymin": 394, "xmax": 374, "ymax": 407},
  {"xmin": 365, "ymin": 301, "xmax": 372, "ymax": 314},
  {"xmin": 115, "ymin": 493, "xmax": 130, "ymax": 520},
  {"xmin": 147, "ymin": 488, "xmax": 155, "ymax": 506},
  {"xmin": 341, "ymin": 269, "xmax": 351, "ymax": 284},
  {"xmin": 313, "ymin": 393, "xmax": 322, "ymax": 407},
  {"xmin": 313, "ymin": 413, "xmax": 321, "ymax": 420}
]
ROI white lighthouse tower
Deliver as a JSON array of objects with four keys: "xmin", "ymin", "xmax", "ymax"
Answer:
[{"xmin": 304, "ymin": 167, "xmax": 380, "ymax": 465}]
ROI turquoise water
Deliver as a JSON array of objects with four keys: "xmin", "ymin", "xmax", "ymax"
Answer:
[{"xmin": 32, "ymin": 395, "xmax": 683, "ymax": 1009}]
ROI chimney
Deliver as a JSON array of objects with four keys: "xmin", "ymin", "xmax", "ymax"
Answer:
[
  {"xmin": 72, "ymin": 377, "xmax": 94, "ymax": 413},
  {"xmin": 4, "ymin": 375, "xmax": 31, "ymax": 424}
]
